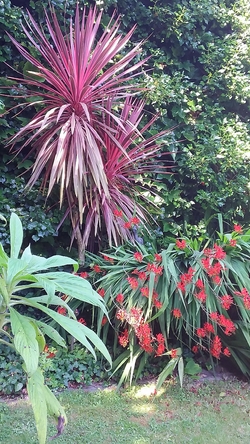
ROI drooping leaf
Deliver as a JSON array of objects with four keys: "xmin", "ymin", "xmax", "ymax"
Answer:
[
  {"xmin": 9, "ymin": 308, "xmax": 39, "ymax": 375},
  {"xmin": 27, "ymin": 369, "xmax": 47, "ymax": 444}
]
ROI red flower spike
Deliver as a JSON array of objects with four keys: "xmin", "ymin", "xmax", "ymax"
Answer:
[
  {"xmin": 156, "ymin": 333, "xmax": 165, "ymax": 343},
  {"xmin": 172, "ymin": 308, "xmax": 182, "ymax": 319},
  {"xmin": 154, "ymin": 299, "xmax": 163, "ymax": 309},
  {"xmin": 210, "ymin": 335, "xmax": 222, "ymax": 359},
  {"xmin": 220, "ymin": 294, "xmax": 233, "ymax": 310},
  {"xmin": 134, "ymin": 251, "xmax": 143, "ymax": 262},
  {"xmin": 210, "ymin": 312, "xmax": 219, "ymax": 321},
  {"xmin": 141, "ymin": 287, "xmax": 149, "ymax": 297},
  {"xmin": 233, "ymin": 224, "xmax": 243, "ymax": 233},
  {"xmin": 114, "ymin": 209, "xmax": 123, "ymax": 217},
  {"xmin": 98, "ymin": 288, "xmax": 105, "ymax": 298},
  {"xmin": 204, "ymin": 322, "xmax": 215, "ymax": 335},
  {"xmin": 57, "ymin": 306, "xmax": 66, "ymax": 315},
  {"xmin": 170, "ymin": 349, "xmax": 178, "ymax": 359},
  {"xmin": 138, "ymin": 271, "xmax": 147, "ymax": 281},
  {"xmin": 229, "ymin": 239, "xmax": 237, "ymax": 247},
  {"xmin": 118, "ymin": 329, "xmax": 129, "ymax": 348},
  {"xmin": 78, "ymin": 318, "xmax": 87, "ymax": 325},
  {"xmin": 176, "ymin": 239, "xmax": 186, "ymax": 249},
  {"xmin": 197, "ymin": 328, "xmax": 206, "ymax": 338},
  {"xmin": 154, "ymin": 253, "xmax": 162, "ymax": 262},
  {"xmin": 127, "ymin": 276, "xmax": 139, "ymax": 290},
  {"xmin": 155, "ymin": 343, "xmax": 165, "ymax": 356},
  {"xmin": 93, "ymin": 264, "xmax": 102, "ymax": 273},
  {"xmin": 195, "ymin": 290, "xmax": 207, "ymax": 303},
  {"xmin": 223, "ymin": 347, "xmax": 231, "ymax": 357},
  {"xmin": 124, "ymin": 222, "xmax": 132, "ymax": 229},
  {"xmin": 192, "ymin": 345, "xmax": 199, "ymax": 354},
  {"xmin": 116, "ymin": 293, "xmax": 124, "ymax": 304},
  {"xmin": 80, "ymin": 271, "xmax": 88, "ymax": 279},
  {"xmin": 130, "ymin": 217, "xmax": 140, "ymax": 225},
  {"xmin": 177, "ymin": 281, "xmax": 186, "ymax": 292},
  {"xmin": 116, "ymin": 309, "xmax": 127, "ymax": 322},
  {"xmin": 213, "ymin": 244, "xmax": 226, "ymax": 260},
  {"xmin": 195, "ymin": 279, "xmax": 204, "ymax": 289}
]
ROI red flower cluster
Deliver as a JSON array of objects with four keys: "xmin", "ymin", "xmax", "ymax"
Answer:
[
  {"xmin": 154, "ymin": 253, "xmax": 162, "ymax": 262},
  {"xmin": 170, "ymin": 349, "xmax": 178, "ymax": 359},
  {"xmin": 177, "ymin": 267, "xmax": 195, "ymax": 293},
  {"xmin": 103, "ymin": 255, "xmax": 114, "ymax": 264},
  {"xmin": 118, "ymin": 329, "xmax": 129, "ymax": 347},
  {"xmin": 116, "ymin": 308, "xmax": 127, "ymax": 322},
  {"xmin": 113, "ymin": 209, "xmax": 123, "ymax": 217},
  {"xmin": 176, "ymin": 239, "xmax": 186, "ymax": 249},
  {"xmin": 57, "ymin": 306, "xmax": 66, "ymax": 315},
  {"xmin": 146, "ymin": 263, "xmax": 163, "ymax": 275},
  {"xmin": 172, "ymin": 308, "xmax": 182, "ymax": 319},
  {"xmin": 195, "ymin": 279, "xmax": 204, "ymax": 289},
  {"xmin": 80, "ymin": 271, "xmax": 88, "ymax": 279},
  {"xmin": 136, "ymin": 322, "xmax": 154, "ymax": 353},
  {"xmin": 229, "ymin": 239, "xmax": 237, "ymax": 247},
  {"xmin": 44, "ymin": 345, "xmax": 56, "ymax": 359},
  {"xmin": 220, "ymin": 294, "xmax": 233, "ymax": 310},
  {"xmin": 98, "ymin": 288, "xmax": 105, "ymax": 298},
  {"xmin": 195, "ymin": 290, "xmax": 207, "ymax": 303},
  {"xmin": 124, "ymin": 216, "xmax": 140, "ymax": 229},
  {"xmin": 210, "ymin": 335, "xmax": 222, "ymax": 359},
  {"xmin": 233, "ymin": 224, "xmax": 243, "ymax": 233},
  {"xmin": 209, "ymin": 312, "xmax": 236, "ymax": 335},
  {"xmin": 155, "ymin": 333, "xmax": 165, "ymax": 356},
  {"xmin": 134, "ymin": 251, "xmax": 143, "ymax": 262},
  {"xmin": 93, "ymin": 264, "xmax": 102, "ymax": 273},
  {"xmin": 235, "ymin": 288, "xmax": 250, "ymax": 310},
  {"xmin": 127, "ymin": 276, "xmax": 139, "ymax": 290},
  {"xmin": 78, "ymin": 318, "xmax": 87, "ymax": 325},
  {"xmin": 116, "ymin": 293, "xmax": 124, "ymax": 304}
]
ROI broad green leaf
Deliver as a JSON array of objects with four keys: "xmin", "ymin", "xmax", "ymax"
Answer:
[
  {"xmin": 33, "ymin": 272, "xmax": 107, "ymax": 311},
  {"xmin": 10, "ymin": 213, "xmax": 23, "ymax": 259},
  {"xmin": 15, "ymin": 300, "xmax": 111, "ymax": 366},
  {"xmin": 27, "ymin": 294, "xmax": 75, "ymax": 318},
  {"xmin": 9, "ymin": 308, "xmax": 39, "ymax": 375},
  {"xmin": 6, "ymin": 258, "xmax": 28, "ymax": 286},
  {"xmin": 27, "ymin": 369, "xmax": 47, "ymax": 444},
  {"xmin": 34, "ymin": 320, "xmax": 66, "ymax": 348}
]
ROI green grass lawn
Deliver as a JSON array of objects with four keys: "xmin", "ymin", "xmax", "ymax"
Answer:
[{"xmin": 0, "ymin": 379, "xmax": 250, "ymax": 444}]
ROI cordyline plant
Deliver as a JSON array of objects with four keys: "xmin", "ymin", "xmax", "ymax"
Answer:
[
  {"xmin": 5, "ymin": 5, "xmax": 170, "ymax": 262},
  {"xmin": 0, "ymin": 213, "xmax": 111, "ymax": 444},
  {"xmin": 81, "ymin": 96, "xmax": 170, "ymax": 247},
  {"xmin": 82, "ymin": 220, "xmax": 250, "ymax": 387}
]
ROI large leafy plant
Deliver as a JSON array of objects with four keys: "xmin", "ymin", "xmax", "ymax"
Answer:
[
  {"xmin": 0, "ymin": 213, "xmax": 111, "ymax": 444},
  {"xmin": 84, "ymin": 221, "xmax": 250, "ymax": 386},
  {"xmin": 6, "ymin": 5, "xmax": 168, "ymax": 261}
]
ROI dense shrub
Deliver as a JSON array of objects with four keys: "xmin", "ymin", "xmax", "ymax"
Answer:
[{"xmin": 81, "ymin": 219, "xmax": 250, "ymax": 384}]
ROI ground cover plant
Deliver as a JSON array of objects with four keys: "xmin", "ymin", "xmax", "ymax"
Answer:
[
  {"xmin": 0, "ymin": 213, "xmax": 111, "ymax": 443},
  {"xmin": 1, "ymin": 379, "xmax": 250, "ymax": 443}
]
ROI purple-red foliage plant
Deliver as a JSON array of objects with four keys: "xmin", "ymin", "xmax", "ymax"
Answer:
[
  {"xmin": 5, "ymin": 5, "xmax": 171, "ymax": 261},
  {"xmin": 82, "ymin": 96, "xmax": 170, "ymax": 247}
]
